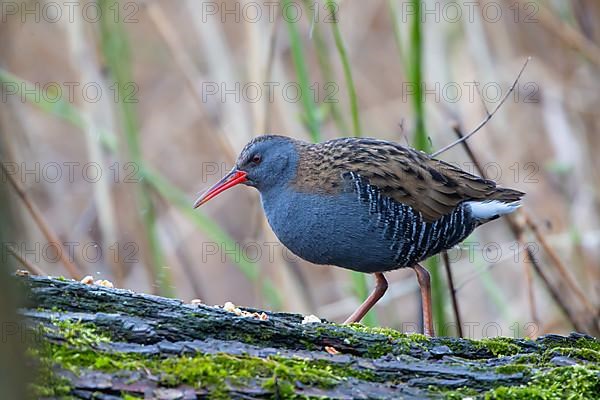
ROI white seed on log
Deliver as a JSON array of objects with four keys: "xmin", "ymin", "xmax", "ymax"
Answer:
[{"xmin": 302, "ymin": 315, "xmax": 321, "ymax": 324}]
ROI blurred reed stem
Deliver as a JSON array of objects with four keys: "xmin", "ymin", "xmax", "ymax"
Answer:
[
  {"xmin": 281, "ymin": 0, "xmax": 321, "ymax": 141},
  {"xmin": 408, "ymin": 0, "xmax": 427, "ymax": 151},
  {"xmin": 66, "ymin": 9, "xmax": 122, "ymax": 286},
  {"xmin": 407, "ymin": 0, "xmax": 448, "ymax": 333},
  {"xmin": 325, "ymin": 0, "xmax": 361, "ymax": 137},
  {"xmin": 388, "ymin": 0, "xmax": 408, "ymax": 75},
  {"xmin": 306, "ymin": 7, "xmax": 349, "ymax": 133},
  {"xmin": 98, "ymin": 0, "xmax": 172, "ymax": 297}
]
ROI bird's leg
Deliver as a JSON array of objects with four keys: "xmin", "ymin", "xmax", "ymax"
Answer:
[
  {"xmin": 413, "ymin": 263, "xmax": 435, "ymax": 336},
  {"xmin": 343, "ymin": 272, "xmax": 388, "ymax": 324}
]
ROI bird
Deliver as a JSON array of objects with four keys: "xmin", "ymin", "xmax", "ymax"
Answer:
[{"xmin": 194, "ymin": 135, "xmax": 524, "ymax": 336}]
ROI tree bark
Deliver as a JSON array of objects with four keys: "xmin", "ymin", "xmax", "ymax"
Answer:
[{"xmin": 19, "ymin": 275, "xmax": 599, "ymax": 399}]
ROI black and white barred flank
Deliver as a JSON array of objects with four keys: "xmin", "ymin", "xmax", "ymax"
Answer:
[{"xmin": 344, "ymin": 171, "xmax": 519, "ymax": 268}]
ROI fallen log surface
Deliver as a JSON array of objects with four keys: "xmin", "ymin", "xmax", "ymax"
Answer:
[{"xmin": 19, "ymin": 275, "xmax": 599, "ymax": 399}]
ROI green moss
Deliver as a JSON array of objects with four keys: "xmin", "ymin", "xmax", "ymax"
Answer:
[
  {"xmin": 313, "ymin": 325, "xmax": 359, "ymax": 344},
  {"xmin": 27, "ymin": 318, "xmax": 599, "ymax": 398},
  {"xmin": 40, "ymin": 343, "xmax": 373, "ymax": 396},
  {"xmin": 543, "ymin": 336, "xmax": 600, "ymax": 352},
  {"xmin": 475, "ymin": 337, "xmax": 522, "ymax": 357},
  {"xmin": 364, "ymin": 343, "xmax": 394, "ymax": 358},
  {"xmin": 299, "ymin": 339, "xmax": 318, "ymax": 351},
  {"xmin": 427, "ymin": 386, "xmax": 479, "ymax": 399},
  {"xmin": 346, "ymin": 323, "xmax": 428, "ymax": 343},
  {"xmin": 36, "ymin": 317, "xmax": 380, "ymax": 395},
  {"xmin": 29, "ymin": 321, "xmax": 115, "ymax": 397},
  {"xmin": 513, "ymin": 354, "xmax": 538, "ymax": 365},
  {"xmin": 542, "ymin": 346, "xmax": 600, "ymax": 363},
  {"xmin": 27, "ymin": 348, "xmax": 73, "ymax": 398},
  {"xmin": 485, "ymin": 365, "xmax": 600, "ymax": 399},
  {"xmin": 157, "ymin": 353, "xmax": 369, "ymax": 395},
  {"xmin": 574, "ymin": 337, "xmax": 600, "ymax": 352},
  {"xmin": 495, "ymin": 364, "xmax": 529, "ymax": 375},
  {"xmin": 434, "ymin": 337, "xmax": 477, "ymax": 354},
  {"xmin": 52, "ymin": 319, "xmax": 112, "ymax": 347},
  {"xmin": 343, "ymin": 323, "xmax": 429, "ymax": 357},
  {"xmin": 483, "ymin": 336, "xmax": 599, "ymax": 398},
  {"xmin": 32, "ymin": 320, "xmax": 382, "ymax": 398},
  {"xmin": 28, "ymin": 320, "xmax": 112, "ymax": 398}
]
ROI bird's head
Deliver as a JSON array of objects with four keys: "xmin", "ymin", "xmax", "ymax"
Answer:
[{"xmin": 193, "ymin": 135, "xmax": 298, "ymax": 208}]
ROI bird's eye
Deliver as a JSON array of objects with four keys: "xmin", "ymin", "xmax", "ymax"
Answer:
[{"xmin": 251, "ymin": 154, "xmax": 262, "ymax": 164}]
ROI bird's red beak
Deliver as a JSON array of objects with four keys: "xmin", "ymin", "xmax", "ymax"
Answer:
[{"xmin": 193, "ymin": 169, "xmax": 247, "ymax": 208}]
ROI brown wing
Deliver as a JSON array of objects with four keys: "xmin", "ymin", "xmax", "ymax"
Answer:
[{"xmin": 293, "ymin": 138, "xmax": 524, "ymax": 223}]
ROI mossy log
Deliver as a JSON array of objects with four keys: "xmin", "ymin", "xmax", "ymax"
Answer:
[{"xmin": 19, "ymin": 275, "xmax": 599, "ymax": 399}]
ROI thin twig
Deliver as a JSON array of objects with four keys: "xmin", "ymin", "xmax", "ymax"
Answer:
[
  {"xmin": 442, "ymin": 251, "xmax": 463, "ymax": 337},
  {"xmin": 524, "ymin": 243, "xmax": 585, "ymax": 331},
  {"xmin": 1, "ymin": 162, "xmax": 82, "ymax": 279},
  {"xmin": 431, "ymin": 58, "xmax": 531, "ymax": 157},
  {"xmin": 516, "ymin": 224, "xmax": 540, "ymax": 332},
  {"xmin": 448, "ymin": 124, "xmax": 585, "ymax": 333},
  {"xmin": 524, "ymin": 214, "xmax": 596, "ymax": 316},
  {"xmin": 453, "ymin": 239, "xmax": 534, "ymax": 292},
  {"xmin": 474, "ymin": 81, "xmax": 491, "ymax": 118},
  {"xmin": 6, "ymin": 245, "xmax": 46, "ymax": 276}
]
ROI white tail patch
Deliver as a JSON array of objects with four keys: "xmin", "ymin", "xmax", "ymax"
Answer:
[{"xmin": 466, "ymin": 200, "xmax": 521, "ymax": 220}]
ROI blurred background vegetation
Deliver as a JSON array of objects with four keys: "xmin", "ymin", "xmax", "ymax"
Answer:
[{"xmin": 1, "ymin": 0, "xmax": 599, "ymax": 339}]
